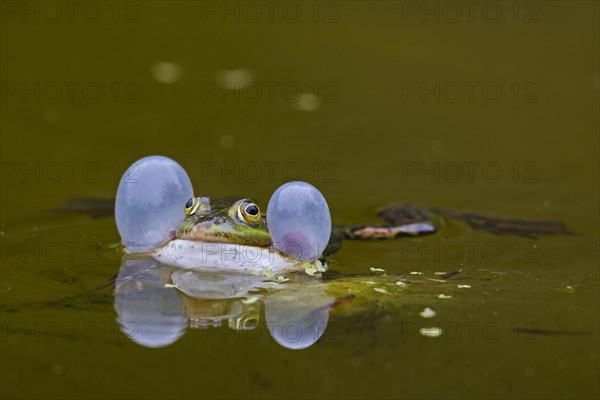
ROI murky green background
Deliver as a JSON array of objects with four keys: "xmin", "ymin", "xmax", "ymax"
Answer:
[{"xmin": 1, "ymin": 1, "xmax": 598, "ymax": 398}]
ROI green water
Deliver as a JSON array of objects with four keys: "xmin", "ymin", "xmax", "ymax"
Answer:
[{"xmin": 1, "ymin": 1, "xmax": 598, "ymax": 398}]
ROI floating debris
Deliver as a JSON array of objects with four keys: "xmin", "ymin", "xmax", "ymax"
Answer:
[
  {"xmin": 396, "ymin": 281, "xmax": 407, "ymax": 287},
  {"xmin": 458, "ymin": 284, "xmax": 471, "ymax": 289},
  {"xmin": 370, "ymin": 267, "xmax": 386, "ymax": 272},
  {"xmin": 419, "ymin": 307, "xmax": 436, "ymax": 318},
  {"xmin": 434, "ymin": 272, "xmax": 447, "ymax": 275},
  {"xmin": 556, "ymin": 285, "xmax": 576, "ymax": 294},
  {"xmin": 303, "ymin": 264, "xmax": 317, "ymax": 276},
  {"xmin": 365, "ymin": 281, "xmax": 377, "ymax": 285},
  {"xmin": 301, "ymin": 260, "xmax": 324, "ymax": 276},
  {"xmin": 435, "ymin": 270, "xmax": 462, "ymax": 280},
  {"xmin": 373, "ymin": 287, "xmax": 388, "ymax": 294},
  {"xmin": 438, "ymin": 294, "xmax": 452, "ymax": 299},
  {"xmin": 511, "ymin": 327, "xmax": 590, "ymax": 337},
  {"xmin": 410, "ymin": 271, "xmax": 423, "ymax": 275},
  {"xmin": 425, "ymin": 278, "xmax": 446, "ymax": 283},
  {"xmin": 304, "ymin": 267, "xmax": 317, "ymax": 276},
  {"xmin": 420, "ymin": 327, "xmax": 443, "ymax": 338},
  {"xmin": 315, "ymin": 260, "xmax": 326, "ymax": 273},
  {"xmin": 276, "ymin": 276, "xmax": 289, "ymax": 282}
]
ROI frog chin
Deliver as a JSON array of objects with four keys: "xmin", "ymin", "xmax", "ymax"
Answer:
[{"xmin": 152, "ymin": 239, "xmax": 302, "ymax": 274}]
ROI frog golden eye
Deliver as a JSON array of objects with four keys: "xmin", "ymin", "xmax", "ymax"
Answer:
[
  {"xmin": 185, "ymin": 197, "xmax": 199, "ymax": 215},
  {"xmin": 239, "ymin": 202, "xmax": 261, "ymax": 224}
]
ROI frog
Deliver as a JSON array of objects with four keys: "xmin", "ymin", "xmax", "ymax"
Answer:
[
  {"xmin": 61, "ymin": 195, "xmax": 571, "ymax": 274},
  {"xmin": 152, "ymin": 196, "xmax": 338, "ymax": 273}
]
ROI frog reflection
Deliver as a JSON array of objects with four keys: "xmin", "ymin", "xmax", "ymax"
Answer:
[
  {"xmin": 263, "ymin": 284, "xmax": 331, "ymax": 350},
  {"xmin": 114, "ymin": 256, "xmax": 333, "ymax": 350},
  {"xmin": 113, "ymin": 257, "xmax": 186, "ymax": 348}
]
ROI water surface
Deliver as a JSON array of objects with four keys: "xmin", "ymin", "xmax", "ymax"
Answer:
[{"xmin": 1, "ymin": 1, "xmax": 598, "ymax": 398}]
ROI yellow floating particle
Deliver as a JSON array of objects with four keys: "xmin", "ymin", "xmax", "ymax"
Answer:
[
  {"xmin": 303, "ymin": 264, "xmax": 318, "ymax": 276},
  {"xmin": 419, "ymin": 307, "xmax": 436, "ymax": 318},
  {"xmin": 438, "ymin": 294, "xmax": 452, "ymax": 299},
  {"xmin": 315, "ymin": 260, "xmax": 326, "ymax": 272},
  {"xmin": 420, "ymin": 327, "xmax": 443, "ymax": 337}
]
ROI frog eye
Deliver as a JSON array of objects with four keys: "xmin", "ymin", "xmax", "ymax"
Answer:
[
  {"xmin": 184, "ymin": 197, "xmax": 199, "ymax": 215},
  {"xmin": 238, "ymin": 202, "xmax": 261, "ymax": 224}
]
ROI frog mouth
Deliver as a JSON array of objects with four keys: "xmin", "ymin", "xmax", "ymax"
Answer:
[
  {"xmin": 183, "ymin": 230, "xmax": 272, "ymax": 247},
  {"xmin": 182, "ymin": 220, "xmax": 272, "ymax": 247}
]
